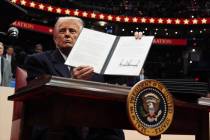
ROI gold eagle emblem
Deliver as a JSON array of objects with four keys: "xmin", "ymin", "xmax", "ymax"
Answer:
[{"xmin": 142, "ymin": 93, "xmax": 162, "ymax": 122}]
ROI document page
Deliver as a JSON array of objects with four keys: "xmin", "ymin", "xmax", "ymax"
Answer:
[
  {"xmin": 104, "ymin": 36, "xmax": 154, "ymax": 76},
  {"xmin": 65, "ymin": 28, "xmax": 116, "ymax": 73}
]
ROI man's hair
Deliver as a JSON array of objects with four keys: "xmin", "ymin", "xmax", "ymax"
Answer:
[
  {"xmin": 54, "ymin": 16, "xmax": 84, "ymax": 33},
  {"xmin": 0, "ymin": 42, "xmax": 4, "ymax": 48},
  {"xmin": 7, "ymin": 45, "xmax": 13, "ymax": 49},
  {"xmin": 35, "ymin": 43, "xmax": 43, "ymax": 48}
]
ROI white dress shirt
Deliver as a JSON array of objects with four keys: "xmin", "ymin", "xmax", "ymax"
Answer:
[
  {"xmin": 58, "ymin": 48, "xmax": 71, "ymax": 71},
  {"xmin": 5, "ymin": 54, "xmax": 12, "ymax": 64}
]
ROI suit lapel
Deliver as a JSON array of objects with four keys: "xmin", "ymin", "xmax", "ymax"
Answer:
[
  {"xmin": 50, "ymin": 49, "xmax": 70, "ymax": 78},
  {"xmin": 1, "ymin": 57, "xmax": 4, "ymax": 77}
]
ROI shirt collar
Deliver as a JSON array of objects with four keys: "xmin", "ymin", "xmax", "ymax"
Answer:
[{"xmin": 57, "ymin": 48, "xmax": 67, "ymax": 61}]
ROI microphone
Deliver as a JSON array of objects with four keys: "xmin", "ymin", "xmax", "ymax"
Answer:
[
  {"xmin": 7, "ymin": 27, "xmax": 19, "ymax": 38},
  {"xmin": 0, "ymin": 27, "xmax": 19, "ymax": 42}
]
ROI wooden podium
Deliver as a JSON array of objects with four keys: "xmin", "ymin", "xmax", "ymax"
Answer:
[{"xmin": 9, "ymin": 76, "xmax": 210, "ymax": 140}]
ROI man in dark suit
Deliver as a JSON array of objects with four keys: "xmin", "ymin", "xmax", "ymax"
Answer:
[
  {"xmin": 5, "ymin": 46, "xmax": 16, "ymax": 78},
  {"xmin": 0, "ymin": 42, "xmax": 12, "ymax": 86},
  {"xmin": 25, "ymin": 16, "xmax": 133, "ymax": 140}
]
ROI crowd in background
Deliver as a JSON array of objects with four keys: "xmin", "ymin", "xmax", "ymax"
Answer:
[{"xmin": 0, "ymin": 42, "xmax": 44, "ymax": 87}]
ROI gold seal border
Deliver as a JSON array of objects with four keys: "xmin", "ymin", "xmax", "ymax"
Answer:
[{"xmin": 127, "ymin": 79, "xmax": 174, "ymax": 136}]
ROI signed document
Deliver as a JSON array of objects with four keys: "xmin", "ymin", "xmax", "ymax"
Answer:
[{"xmin": 65, "ymin": 28, "xmax": 154, "ymax": 76}]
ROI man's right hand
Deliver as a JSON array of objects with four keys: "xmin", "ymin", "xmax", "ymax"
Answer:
[{"xmin": 72, "ymin": 65, "xmax": 94, "ymax": 80}]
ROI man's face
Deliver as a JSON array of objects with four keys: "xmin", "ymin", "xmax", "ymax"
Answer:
[
  {"xmin": 0, "ymin": 44, "xmax": 4, "ymax": 56},
  {"xmin": 7, "ymin": 47, "xmax": 14, "ymax": 55},
  {"xmin": 35, "ymin": 45, "xmax": 43, "ymax": 53},
  {"xmin": 54, "ymin": 19, "xmax": 81, "ymax": 49}
]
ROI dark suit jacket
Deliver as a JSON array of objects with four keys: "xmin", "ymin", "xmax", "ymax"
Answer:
[{"xmin": 24, "ymin": 48, "xmax": 104, "ymax": 82}]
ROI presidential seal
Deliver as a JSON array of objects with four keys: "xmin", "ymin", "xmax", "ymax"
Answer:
[{"xmin": 127, "ymin": 80, "xmax": 174, "ymax": 136}]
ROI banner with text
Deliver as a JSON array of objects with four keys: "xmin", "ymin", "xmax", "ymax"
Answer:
[{"xmin": 12, "ymin": 20, "xmax": 187, "ymax": 46}]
